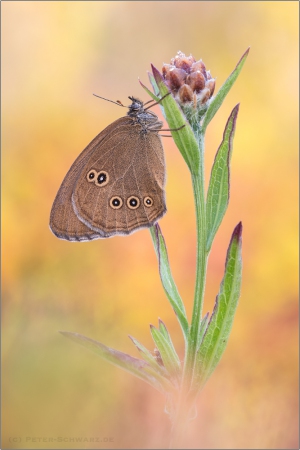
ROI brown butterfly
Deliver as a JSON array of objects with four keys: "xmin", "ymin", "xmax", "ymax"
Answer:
[{"xmin": 50, "ymin": 96, "xmax": 171, "ymax": 241}]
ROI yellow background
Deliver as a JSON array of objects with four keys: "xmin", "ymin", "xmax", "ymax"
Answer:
[{"xmin": 2, "ymin": 2, "xmax": 298, "ymax": 448}]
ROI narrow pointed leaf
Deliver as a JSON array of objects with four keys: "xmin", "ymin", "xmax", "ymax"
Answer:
[
  {"xmin": 139, "ymin": 79, "xmax": 160, "ymax": 102},
  {"xmin": 150, "ymin": 224, "xmax": 189, "ymax": 342},
  {"xmin": 202, "ymin": 48, "xmax": 249, "ymax": 132},
  {"xmin": 206, "ymin": 104, "xmax": 239, "ymax": 252},
  {"xmin": 60, "ymin": 331, "xmax": 165, "ymax": 393},
  {"xmin": 148, "ymin": 71, "xmax": 160, "ymax": 97},
  {"xmin": 151, "ymin": 64, "xmax": 200, "ymax": 173},
  {"xmin": 158, "ymin": 319, "xmax": 181, "ymax": 364},
  {"xmin": 158, "ymin": 318, "xmax": 171, "ymax": 341},
  {"xmin": 128, "ymin": 335, "xmax": 168, "ymax": 378},
  {"xmin": 193, "ymin": 222, "xmax": 243, "ymax": 392},
  {"xmin": 150, "ymin": 325, "xmax": 181, "ymax": 384}
]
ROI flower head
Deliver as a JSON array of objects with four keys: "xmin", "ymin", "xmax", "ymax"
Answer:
[{"xmin": 162, "ymin": 51, "xmax": 215, "ymax": 108}]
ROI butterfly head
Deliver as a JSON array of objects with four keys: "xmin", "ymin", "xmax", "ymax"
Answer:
[{"xmin": 127, "ymin": 96, "xmax": 145, "ymax": 117}]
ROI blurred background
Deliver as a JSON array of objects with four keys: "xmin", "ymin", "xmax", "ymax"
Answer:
[{"xmin": 2, "ymin": 2, "xmax": 298, "ymax": 449}]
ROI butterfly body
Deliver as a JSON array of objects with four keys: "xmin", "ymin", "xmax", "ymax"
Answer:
[{"xmin": 50, "ymin": 97, "xmax": 166, "ymax": 241}]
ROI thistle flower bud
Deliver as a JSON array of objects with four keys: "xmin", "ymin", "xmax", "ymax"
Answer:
[
  {"xmin": 162, "ymin": 51, "xmax": 215, "ymax": 109},
  {"xmin": 161, "ymin": 51, "xmax": 216, "ymax": 128}
]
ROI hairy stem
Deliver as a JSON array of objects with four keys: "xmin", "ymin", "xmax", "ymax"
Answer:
[
  {"xmin": 185, "ymin": 132, "xmax": 208, "ymax": 385},
  {"xmin": 170, "ymin": 133, "xmax": 208, "ymax": 447}
]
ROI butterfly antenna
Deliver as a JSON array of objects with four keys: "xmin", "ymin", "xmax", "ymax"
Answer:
[
  {"xmin": 144, "ymin": 92, "xmax": 171, "ymax": 110},
  {"xmin": 93, "ymin": 94, "xmax": 125, "ymax": 107},
  {"xmin": 143, "ymin": 99, "xmax": 156, "ymax": 106}
]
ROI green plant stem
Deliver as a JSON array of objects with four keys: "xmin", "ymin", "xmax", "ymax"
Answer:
[
  {"xmin": 170, "ymin": 133, "xmax": 208, "ymax": 448},
  {"xmin": 185, "ymin": 132, "xmax": 208, "ymax": 385}
]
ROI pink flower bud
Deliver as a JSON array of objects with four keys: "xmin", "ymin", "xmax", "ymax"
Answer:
[{"xmin": 161, "ymin": 52, "xmax": 215, "ymax": 106}]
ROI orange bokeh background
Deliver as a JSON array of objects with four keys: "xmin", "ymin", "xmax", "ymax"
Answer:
[{"xmin": 2, "ymin": 2, "xmax": 298, "ymax": 449}]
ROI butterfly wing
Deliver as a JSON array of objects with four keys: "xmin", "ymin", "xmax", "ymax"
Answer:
[
  {"xmin": 72, "ymin": 119, "xmax": 166, "ymax": 237},
  {"xmin": 49, "ymin": 118, "xmax": 128, "ymax": 241}
]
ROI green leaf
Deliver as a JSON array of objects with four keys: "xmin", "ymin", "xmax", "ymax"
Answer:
[
  {"xmin": 150, "ymin": 224, "xmax": 189, "ymax": 342},
  {"xmin": 158, "ymin": 318, "xmax": 171, "ymax": 341},
  {"xmin": 193, "ymin": 222, "xmax": 243, "ymax": 392},
  {"xmin": 150, "ymin": 324, "xmax": 181, "ymax": 385},
  {"xmin": 202, "ymin": 48, "xmax": 249, "ymax": 132},
  {"xmin": 151, "ymin": 64, "xmax": 200, "ymax": 174},
  {"xmin": 139, "ymin": 79, "xmax": 160, "ymax": 102},
  {"xmin": 60, "ymin": 331, "xmax": 166, "ymax": 393},
  {"xmin": 158, "ymin": 318, "xmax": 181, "ymax": 363},
  {"xmin": 206, "ymin": 104, "xmax": 239, "ymax": 252},
  {"xmin": 148, "ymin": 71, "xmax": 160, "ymax": 97},
  {"xmin": 128, "ymin": 335, "xmax": 168, "ymax": 377},
  {"xmin": 196, "ymin": 312, "xmax": 209, "ymax": 351}
]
